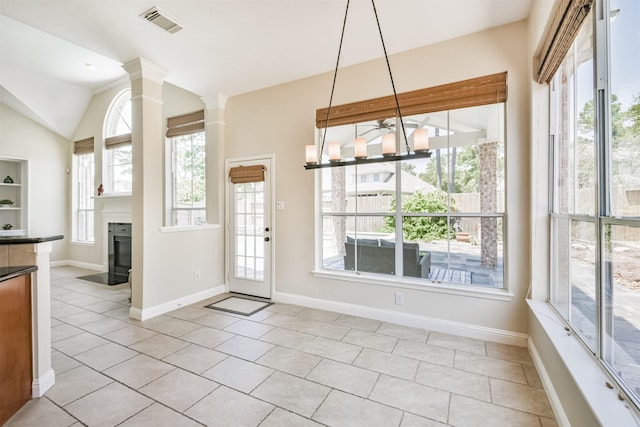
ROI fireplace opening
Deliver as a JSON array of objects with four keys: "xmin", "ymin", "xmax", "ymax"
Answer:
[{"xmin": 108, "ymin": 223, "xmax": 131, "ymax": 285}]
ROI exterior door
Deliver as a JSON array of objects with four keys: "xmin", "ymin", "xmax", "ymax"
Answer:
[{"xmin": 227, "ymin": 157, "xmax": 272, "ymax": 298}]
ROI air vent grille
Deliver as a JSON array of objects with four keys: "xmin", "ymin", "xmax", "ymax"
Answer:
[{"xmin": 140, "ymin": 7, "xmax": 182, "ymax": 34}]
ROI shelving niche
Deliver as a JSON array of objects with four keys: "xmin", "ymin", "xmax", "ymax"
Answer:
[{"xmin": 0, "ymin": 157, "xmax": 28, "ymax": 236}]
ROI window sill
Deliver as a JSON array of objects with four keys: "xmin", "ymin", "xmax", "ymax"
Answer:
[
  {"xmin": 71, "ymin": 240, "xmax": 95, "ymax": 246},
  {"xmin": 312, "ymin": 269, "xmax": 513, "ymax": 301},
  {"xmin": 527, "ymin": 299, "xmax": 640, "ymax": 426},
  {"xmin": 95, "ymin": 192, "xmax": 132, "ymax": 198},
  {"xmin": 159, "ymin": 224, "xmax": 221, "ymax": 233}
]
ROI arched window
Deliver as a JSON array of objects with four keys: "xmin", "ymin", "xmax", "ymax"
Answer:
[{"xmin": 104, "ymin": 89, "xmax": 132, "ymax": 193}]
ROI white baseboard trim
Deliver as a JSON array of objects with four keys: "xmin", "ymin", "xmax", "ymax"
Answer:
[
  {"xmin": 528, "ymin": 337, "xmax": 570, "ymax": 427},
  {"xmin": 129, "ymin": 284, "xmax": 226, "ymax": 321},
  {"xmin": 50, "ymin": 260, "xmax": 103, "ymax": 271},
  {"xmin": 32, "ymin": 368, "xmax": 55, "ymax": 397},
  {"xmin": 273, "ymin": 291, "xmax": 528, "ymax": 347}
]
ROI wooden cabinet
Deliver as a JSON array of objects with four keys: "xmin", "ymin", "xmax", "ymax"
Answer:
[
  {"xmin": 0, "ymin": 158, "xmax": 28, "ymax": 236},
  {"xmin": 0, "ymin": 271, "xmax": 33, "ymax": 425}
]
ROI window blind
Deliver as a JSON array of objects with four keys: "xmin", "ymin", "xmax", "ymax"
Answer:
[
  {"xmin": 534, "ymin": 0, "xmax": 594, "ymax": 84},
  {"xmin": 166, "ymin": 110, "xmax": 205, "ymax": 137},
  {"xmin": 104, "ymin": 133, "xmax": 132, "ymax": 150},
  {"xmin": 73, "ymin": 137, "xmax": 94, "ymax": 155},
  {"xmin": 229, "ymin": 165, "xmax": 265, "ymax": 184},
  {"xmin": 316, "ymin": 72, "xmax": 507, "ymax": 128}
]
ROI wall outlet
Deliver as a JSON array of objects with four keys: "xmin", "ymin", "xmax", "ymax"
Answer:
[
  {"xmin": 194, "ymin": 271, "xmax": 201, "ymax": 280},
  {"xmin": 395, "ymin": 291, "xmax": 404, "ymax": 305}
]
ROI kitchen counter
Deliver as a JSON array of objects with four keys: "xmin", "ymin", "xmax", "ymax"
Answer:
[
  {"xmin": 0, "ymin": 235, "xmax": 63, "ymax": 245},
  {"xmin": 0, "ymin": 265, "xmax": 38, "ymax": 282}
]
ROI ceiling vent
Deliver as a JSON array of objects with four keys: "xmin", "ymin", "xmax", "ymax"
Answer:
[{"xmin": 140, "ymin": 7, "xmax": 182, "ymax": 34}]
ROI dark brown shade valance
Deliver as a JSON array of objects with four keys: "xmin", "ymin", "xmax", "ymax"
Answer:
[
  {"xmin": 229, "ymin": 165, "xmax": 266, "ymax": 184},
  {"xmin": 316, "ymin": 72, "xmax": 507, "ymax": 128},
  {"xmin": 73, "ymin": 137, "xmax": 94, "ymax": 155},
  {"xmin": 105, "ymin": 133, "xmax": 132, "ymax": 150},
  {"xmin": 534, "ymin": 0, "xmax": 594, "ymax": 83},
  {"xmin": 166, "ymin": 110, "xmax": 205, "ymax": 137}
]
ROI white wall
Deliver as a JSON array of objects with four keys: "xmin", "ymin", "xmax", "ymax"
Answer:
[
  {"xmin": 226, "ymin": 20, "xmax": 532, "ymax": 339},
  {"xmin": 0, "ymin": 103, "xmax": 69, "ymax": 261}
]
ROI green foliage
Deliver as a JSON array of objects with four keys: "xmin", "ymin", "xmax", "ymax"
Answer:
[
  {"xmin": 418, "ymin": 146, "xmax": 482, "ymax": 193},
  {"xmin": 384, "ymin": 190, "xmax": 456, "ymax": 241}
]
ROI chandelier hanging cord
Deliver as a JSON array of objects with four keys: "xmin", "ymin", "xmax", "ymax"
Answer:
[
  {"xmin": 319, "ymin": 0, "xmax": 351, "ymax": 159},
  {"xmin": 371, "ymin": 0, "xmax": 409, "ymax": 155}
]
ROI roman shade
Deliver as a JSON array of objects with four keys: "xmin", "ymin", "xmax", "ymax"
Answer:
[
  {"xmin": 166, "ymin": 110, "xmax": 205, "ymax": 137},
  {"xmin": 316, "ymin": 72, "xmax": 507, "ymax": 128},
  {"xmin": 104, "ymin": 133, "xmax": 132, "ymax": 150},
  {"xmin": 73, "ymin": 137, "xmax": 94, "ymax": 155},
  {"xmin": 229, "ymin": 165, "xmax": 265, "ymax": 184},
  {"xmin": 534, "ymin": 0, "xmax": 594, "ymax": 83}
]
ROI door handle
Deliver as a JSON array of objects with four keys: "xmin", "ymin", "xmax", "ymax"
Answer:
[
  {"xmin": 265, "ymin": 227, "xmax": 270, "ymax": 232},
  {"xmin": 264, "ymin": 237, "xmax": 270, "ymax": 242}
]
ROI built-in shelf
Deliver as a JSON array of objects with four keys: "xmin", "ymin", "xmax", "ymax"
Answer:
[{"xmin": 0, "ymin": 158, "xmax": 28, "ymax": 236}]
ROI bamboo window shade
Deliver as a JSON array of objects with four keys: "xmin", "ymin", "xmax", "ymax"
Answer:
[
  {"xmin": 166, "ymin": 110, "xmax": 205, "ymax": 137},
  {"xmin": 104, "ymin": 133, "xmax": 132, "ymax": 150},
  {"xmin": 534, "ymin": 0, "xmax": 594, "ymax": 84},
  {"xmin": 229, "ymin": 165, "xmax": 266, "ymax": 184},
  {"xmin": 316, "ymin": 72, "xmax": 507, "ymax": 128},
  {"xmin": 73, "ymin": 137, "xmax": 94, "ymax": 155}
]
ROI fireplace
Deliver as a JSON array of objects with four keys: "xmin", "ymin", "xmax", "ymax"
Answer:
[{"xmin": 108, "ymin": 222, "xmax": 131, "ymax": 285}]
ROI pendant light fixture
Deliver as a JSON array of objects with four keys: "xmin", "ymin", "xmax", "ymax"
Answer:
[{"xmin": 304, "ymin": 0, "xmax": 431, "ymax": 170}]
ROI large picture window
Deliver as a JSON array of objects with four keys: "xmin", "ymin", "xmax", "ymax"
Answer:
[
  {"xmin": 549, "ymin": 0, "xmax": 640, "ymax": 409},
  {"xmin": 319, "ymin": 103, "xmax": 505, "ymax": 289},
  {"xmin": 73, "ymin": 152, "xmax": 94, "ymax": 242}
]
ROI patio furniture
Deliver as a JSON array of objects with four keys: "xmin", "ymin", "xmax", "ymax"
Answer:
[{"xmin": 344, "ymin": 237, "xmax": 431, "ymax": 278}]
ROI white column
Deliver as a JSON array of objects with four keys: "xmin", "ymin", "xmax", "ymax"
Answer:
[
  {"xmin": 31, "ymin": 241, "xmax": 54, "ymax": 397},
  {"xmin": 122, "ymin": 58, "xmax": 167, "ymax": 317},
  {"xmin": 201, "ymin": 93, "xmax": 227, "ymax": 225}
]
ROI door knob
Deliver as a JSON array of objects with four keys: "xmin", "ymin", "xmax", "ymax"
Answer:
[
  {"xmin": 265, "ymin": 227, "xmax": 270, "ymax": 232},
  {"xmin": 264, "ymin": 237, "xmax": 270, "ymax": 242}
]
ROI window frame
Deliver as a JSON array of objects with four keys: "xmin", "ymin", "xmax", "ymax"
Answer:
[
  {"xmin": 103, "ymin": 89, "xmax": 132, "ymax": 195},
  {"xmin": 314, "ymin": 101, "xmax": 507, "ymax": 293},
  {"xmin": 168, "ymin": 131, "xmax": 207, "ymax": 226},
  {"xmin": 548, "ymin": 0, "xmax": 640, "ymax": 410},
  {"xmin": 72, "ymin": 152, "xmax": 95, "ymax": 243}
]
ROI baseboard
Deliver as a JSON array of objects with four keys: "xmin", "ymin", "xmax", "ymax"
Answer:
[
  {"xmin": 528, "ymin": 337, "xmax": 570, "ymax": 427},
  {"xmin": 273, "ymin": 291, "xmax": 528, "ymax": 347},
  {"xmin": 32, "ymin": 368, "xmax": 55, "ymax": 397},
  {"xmin": 51, "ymin": 260, "xmax": 103, "ymax": 271},
  {"xmin": 129, "ymin": 284, "xmax": 226, "ymax": 321}
]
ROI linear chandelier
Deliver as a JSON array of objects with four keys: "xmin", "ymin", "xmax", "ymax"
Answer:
[{"xmin": 304, "ymin": 0, "xmax": 431, "ymax": 170}]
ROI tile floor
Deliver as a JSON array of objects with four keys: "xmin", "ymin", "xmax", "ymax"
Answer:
[{"xmin": 6, "ymin": 266, "xmax": 557, "ymax": 426}]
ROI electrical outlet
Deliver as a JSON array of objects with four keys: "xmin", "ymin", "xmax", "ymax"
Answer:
[
  {"xmin": 194, "ymin": 271, "xmax": 200, "ymax": 280},
  {"xmin": 395, "ymin": 291, "xmax": 404, "ymax": 305}
]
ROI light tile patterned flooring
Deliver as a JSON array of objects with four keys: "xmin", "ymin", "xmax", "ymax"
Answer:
[{"xmin": 6, "ymin": 266, "xmax": 557, "ymax": 426}]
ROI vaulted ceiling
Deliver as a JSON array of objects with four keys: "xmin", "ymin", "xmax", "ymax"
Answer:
[{"xmin": 0, "ymin": 0, "xmax": 532, "ymax": 139}]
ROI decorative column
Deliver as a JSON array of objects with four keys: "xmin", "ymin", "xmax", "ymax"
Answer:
[
  {"xmin": 201, "ymin": 93, "xmax": 227, "ymax": 225},
  {"xmin": 480, "ymin": 141, "xmax": 498, "ymax": 268},
  {"xmin": 122, "ymin": 58, "xmax": 167, "ymax": 318}
]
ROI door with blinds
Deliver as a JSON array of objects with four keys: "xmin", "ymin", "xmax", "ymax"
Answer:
[{"xmin": 227, "ymin": 157, "xmax": 272, "ymax": 298}]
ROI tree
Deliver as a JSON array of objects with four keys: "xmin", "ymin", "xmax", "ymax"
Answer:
[{"xmin": 383, "ymin": 189, "xmax": 457, "ymax": 241}]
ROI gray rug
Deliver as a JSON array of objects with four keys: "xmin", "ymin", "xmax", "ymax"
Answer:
[{"xmin": 204, "ymin": 295, "xmax": 273, "ymax": 316}]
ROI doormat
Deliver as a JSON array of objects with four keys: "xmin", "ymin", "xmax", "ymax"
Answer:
[
  {"xmin": 204, "ymin": 295, "xmax": 273, "ymax": 316},
  {"xmin": 77, "ymin": 272, "xmax": 128, "ymax": 286}
]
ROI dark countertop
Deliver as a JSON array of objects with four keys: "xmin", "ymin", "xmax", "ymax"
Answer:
[
  {"xmin": 0, "ymin": 235, "xmax": 64, "ymax": 245},
  {"xmin": 0, "ymin": 265, "xmax": 38, "ymax": 282}
]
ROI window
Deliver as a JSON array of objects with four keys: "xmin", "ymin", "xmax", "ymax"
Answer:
[
  {"xmin": 319, "ymin": 103, "xmax": 505, "ymax": 289},
  {"xmin": 72, "ymin": 137, "xmax": 95, "ymax": 242},
  {"xmin": 549, "ymin": 0, "xmax": 640, "ymax": 409},
  {"xmin": 170, "ymin": 132, "xmax": 206, "ymax": 225},
  {"xmin": 166, "ymin": 110, "xmax": 206, "ymax": 226},
  {"xmin": 104, "ymin": 89, "xmax": 132, "ymax": 193}
]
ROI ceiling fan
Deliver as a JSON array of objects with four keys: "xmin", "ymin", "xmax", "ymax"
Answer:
[{"xmin": 358, "ymin": 119, "xmax": 419, "ymax": 136}]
